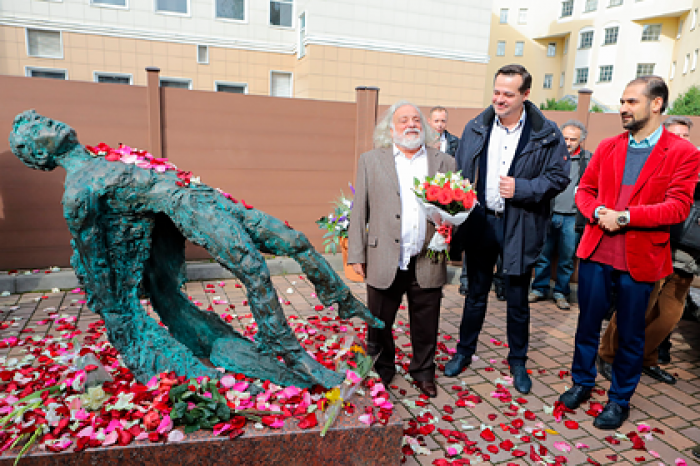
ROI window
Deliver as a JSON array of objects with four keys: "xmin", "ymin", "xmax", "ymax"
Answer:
[
  {"xmin": 26, "ymin": 67, "xmax": 66, "ymax": 80},
  {"xmin": 500, "ymin": 8, "xmax": 508, "ymax": 24},
  {"xmin": 608, "ymin": 0, "xmax": 623, "ymax": 6},
  {"xmin": 641, "ymin": 24, "xmax": 661, "ymax": 41},
  {"xmin": 684, "ymin": 54, "xmax": 690, "ymax": 74},
  {"xmin": 604, "ymin": 26, "xmax": 619, "ymax": 45},
  {"xmin": 91, "ymin": 0, "xmax": 127, "ymax": 6},
  {"xmin": 560, "ymin": 72, "xmax": 565, "ymax": 87},
  {"xmin": 670, "ymin": 61, "xmax": 676, "ymax": 80},
  {"xmin": 564, "ymin": 36, "xmax": 569, "ymax": 54},
  {"xmin": 216, "ymin": 82, "xmax": 248, "ymax": 93},
  {"xmin": 160, "ymin": 77, "xmax": 192, "ymax": 89},
  {"xmin": 543, "ymin": 74, "xmax": 553, "ymax": 89},
  {"xmin": 155, "ymin": 0, "xmax": 188, "ymax": 14},
  {"xmin": 677, "ymin": 19, "xmax": 684, "ymax": 39},
  {"xmin": 496, "ymin": 41, "xmax": 506, "ymax": 56},
  {"xmin": 693, "ymin": 49, "xmax": 698, "ymax": 72},
  {"xmin": 518, "ymin": 9, "xmax": 527, "ymax": 24},
  {"xmin": 561, "ymin": 0, "xmax": 573, "ymax": 17},
  {"xmin": 26, "ymin": 29, "xmax": 62, "ymax": 58},
  {"xmin": 547, "ymin": 43, "xmax": 556, "ymax": 57},
  {"xmin": 692, "ymin": 9, "xmax": 698, "ymax": 31},
  {"xmin": 598, "ymin": 65, "xmax": 613, "ymax": 82},
  {"xmin": 197, "ymin": 45, "xmax": 208, "ymax": 64},
  {"xmin": 270, "ymin": 71, "xmax": 292, "ymax": 97},
  {"xmin": 298, "ymin": 12, "xmax": 306, "ymax": 58},
  {"xmin": 575, "ymin": 67, "xmax": 589, "ymax": 84},
  {"xmin": 270, "ymin": 0, "xmax": 293, "ymax": 27},
  {"xmin": 216, "ymin": 0, "xmax": 244, "ymax": 20},
  {"xmin": 579, "ymin": 31, "xmax": 594, "ymax": 49},
  {"xmin": 94, "ymin": 72, "xmax": 132, "ymax": 84},
  {"xmin": 514, "ymin": 41, "xmax": 524, "ymax": 56},
  {"xmin": 636, "ymin": 63, "xmax": 655, "ymax": 77},
  {"xmin": 584, "ymin": 0, "xmax": 597, "ymax": 12}
]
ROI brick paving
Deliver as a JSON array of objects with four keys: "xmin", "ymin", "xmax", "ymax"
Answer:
[{"xmin": 2, "ymin": 274, "xmax": 700, "ymax": 465}]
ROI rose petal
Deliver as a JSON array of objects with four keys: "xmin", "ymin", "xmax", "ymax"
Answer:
[{"xmin": 168, "ymin": 430, "xmax": 185, "ymax": 442}]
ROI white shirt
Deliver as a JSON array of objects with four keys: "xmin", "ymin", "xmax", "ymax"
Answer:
[
  {"xmin": 394, "ymin": 144, "xmax": 428, "ymax": 270},
  {"xmin": 485, "ymin": 108, "xmax": 526, "ymax": 212},
  {"xmin": 440, "ymin": 132, "xmax": 447, "ymax": 153}
]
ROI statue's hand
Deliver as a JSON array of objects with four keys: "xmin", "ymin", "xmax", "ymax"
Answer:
[{"xmin": 336, "ymin": 297, "xmax": 385, "ymax": 329}]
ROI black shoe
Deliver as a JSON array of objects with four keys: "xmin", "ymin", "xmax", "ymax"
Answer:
[
  {"xmin": 657, "ymin": 347, "xmax": 671, "ymax": 365},
  {"xmin": 379, "ymin": 372, "xmax": 394, "ymax": 387},
  {"xmin": 496, "ymin": 288, "xmax": 506, "ymax": 301},
  {"xmin": 692, "ymin": 445, "xmax": 700, "ymax": 459},
  {"xmin": 458, "ymin": 285, "xmax": 468, "ymax": 296},
  {"xmin": 593, "ymin": 401, "xmax": 629, "ymax": 430},
  {"xmin": 643, "ymin": 365, "xmax": 676, "ymax": 385},
  {"xmin": 596, "ymin": 355, "xmax": 612, "ymax": 382},
  {"xmin": 415, "ymin": 380, "xmax": 437, "ymax": 398},
  {"xmin": 511, "ymin": 365, "xmax": 532, "ymax": 394},
  {"xmin": 444, "ymin": 353, "xmax": 471, "ymax": 377},
  {"xmin": 558, "ymin": 384, "xmax": 592, "ymax": 410}
]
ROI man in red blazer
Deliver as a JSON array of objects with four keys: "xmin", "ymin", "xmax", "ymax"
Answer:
[{"xmin": 558, "ymin": 76, "xmax": 700, "ymax": 430}]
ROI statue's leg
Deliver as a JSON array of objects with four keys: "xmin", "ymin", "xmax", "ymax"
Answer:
[
  {"xmin": 167, "ymin": 195, "xmax": 345, "ymax": 388},
  {"xmin": 143, "ymin": 215, "xmax": 317, "ymax": 387},
  {"xmin": 71, "ymin": 218, "xmax": 220, "ymax": 384},
  {"xmin": 235, "ymin": 206, "xmax": 383, "ymax": 328}
]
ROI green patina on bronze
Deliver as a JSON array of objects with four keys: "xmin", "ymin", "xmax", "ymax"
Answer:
[{"xmin": 9, "ymin": 110, "xmax": 383, "ymax": 389}]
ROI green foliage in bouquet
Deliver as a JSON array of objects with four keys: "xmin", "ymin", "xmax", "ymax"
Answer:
[{"xmin": 316, "ymin": 185, "xmax": 354, "ymax": 254}]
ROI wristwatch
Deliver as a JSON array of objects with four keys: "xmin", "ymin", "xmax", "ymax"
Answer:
[{"xmin": 616, "ymin": 210, "xmax": 630, "ymax": 227}]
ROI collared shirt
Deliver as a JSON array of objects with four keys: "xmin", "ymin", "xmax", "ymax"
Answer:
[
  {"xmin": 440, "ymin": 132, "xmax": 447, "ymax": 153},
  {"xmin": 628, "ymin": 124, "xmax": 663, "ymax": 148},
  {"xmin": 394, "ymin": 144, "xmax": 428, "ymax": 270},
  {"xmin": 486, "ymin": 108, "xmax": 527, "ymax": 212}
]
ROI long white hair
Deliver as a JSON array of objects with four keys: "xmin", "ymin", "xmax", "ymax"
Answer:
[{"xmin": 373, "ymin": 100, "xmax": 436, "ymax": 148}]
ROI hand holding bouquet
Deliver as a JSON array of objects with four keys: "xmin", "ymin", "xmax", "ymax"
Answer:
[{"xmin": 413, "ymin": 172, "xmax": 477, "ymax": 260}]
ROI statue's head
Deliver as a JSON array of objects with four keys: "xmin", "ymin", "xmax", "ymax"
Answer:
[{"xmin": 9, "ymin": 110, "xmax": 80, "ymax": 171}]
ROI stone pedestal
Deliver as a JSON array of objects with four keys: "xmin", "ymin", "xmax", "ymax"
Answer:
[{"xmin": 0, "ymin": 398, "xmax": 402, "ymax": 466}]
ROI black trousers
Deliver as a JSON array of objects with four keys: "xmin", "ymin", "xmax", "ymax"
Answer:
[
  {"xmin": 366, "ymin": 258, "xmax": 442, "ymax": 382},
  {"xmin": 456, "ymin": 211, "xmax": 532, "ymax": 366}
]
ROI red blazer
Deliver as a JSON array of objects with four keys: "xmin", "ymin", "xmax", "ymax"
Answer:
[{"xmin": 576, "ymin": 129, "xmax": 700, "ymax": 282}]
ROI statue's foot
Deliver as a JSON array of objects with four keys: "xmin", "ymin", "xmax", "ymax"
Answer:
[
  {"xmin": 336, "ymin": 296, "xmax": 385, "ymax": 329},
  {"xmin": 283, "ymin": 349, "xmax": 345, "ymax": 388},
  {"xmin": 211, "ymin": 338, "xmax": 344, "ymax": 389}
]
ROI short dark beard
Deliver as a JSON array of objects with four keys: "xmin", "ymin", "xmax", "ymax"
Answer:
[{"xmin": 622, "ymin": 114, "xmax": 649, "ymax": 133}]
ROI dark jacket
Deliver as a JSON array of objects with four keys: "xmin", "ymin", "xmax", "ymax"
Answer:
[
  {"xmin": 453, "ymin": 101, "xmax": 571, "ymax": 275},
  {"xmin": 443, "ymin": 130, "xmax": 460, "ymax": 157}
]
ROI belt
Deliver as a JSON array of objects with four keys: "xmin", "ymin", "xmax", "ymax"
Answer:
[{"xmin": 485, "ymin": 208, "xmax": 504, "ymax": 218}]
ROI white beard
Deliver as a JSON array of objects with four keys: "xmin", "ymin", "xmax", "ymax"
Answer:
[{"xmin": 393, "ymin": 129, "xmax": 425, "ymax": 150}]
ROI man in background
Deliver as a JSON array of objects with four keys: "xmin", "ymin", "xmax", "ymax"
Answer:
[
  {"xmin": 428, "ymin": 106, "xmax": 460, "ymax": 156},
  {"xmin": 529, "ymin": 120, "xmax": 591, "ymax": 310}
]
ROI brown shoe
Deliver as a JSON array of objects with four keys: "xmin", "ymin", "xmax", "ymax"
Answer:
[{"xmin": 415, "ymin": 380, "xmax": 437, "ymax": 398}]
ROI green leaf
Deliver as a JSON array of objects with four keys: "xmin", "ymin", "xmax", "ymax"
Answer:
[
  {"xmin": 184, "ymin": 423, "xmax": 201, "ymax": 434},
  {"xmin": 171, "ymin": 401, "xmax": 188, "ymax": 420},
  {"xmin": 216, "ymin": 403, "xmax": 231, "ymax": 421},
  {"xmin": 169, "ymin": 384, "xmax": 188, "ymax": 401}
]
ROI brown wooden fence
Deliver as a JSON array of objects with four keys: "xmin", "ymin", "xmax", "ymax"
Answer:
[{"xmin": 1, "ymin": 70, "xmax": 699, "ymax": 269}]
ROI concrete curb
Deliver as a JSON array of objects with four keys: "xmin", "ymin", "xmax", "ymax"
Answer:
[{"xmin": 1, "ymin": 255, "xmax": 465, "ymax": 293}]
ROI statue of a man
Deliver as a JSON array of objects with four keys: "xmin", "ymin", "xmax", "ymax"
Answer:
[{"xmin": 9, "ymin": 110, "xmax": 382, "ymax": 389}]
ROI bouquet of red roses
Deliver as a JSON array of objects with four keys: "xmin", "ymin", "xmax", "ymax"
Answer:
[{"xmin": 413, "ymin": 172, "xmax": 477, "ymax": 260}]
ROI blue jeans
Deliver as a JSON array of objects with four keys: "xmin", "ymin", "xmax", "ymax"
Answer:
[
  {"xmin": 572, "ymin": 260, "xmax": 652, "ymax": 406},
  {"xmin": 530, "ymin": 213, "xmax": 576, "ymax": 299}
]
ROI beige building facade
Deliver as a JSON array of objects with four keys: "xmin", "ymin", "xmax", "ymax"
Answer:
[
  {"xmin": 487, "ymin": 0, "xmax": 700, "ymax": 110},
  {"xmin": 0, "ymin": 0, "xmax": 491, "ymax": 107}
]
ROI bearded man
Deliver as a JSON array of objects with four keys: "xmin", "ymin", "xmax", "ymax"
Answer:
[
  {"xmin": 347, "ymin": 101, "xmax": 455, "ymax": 398},
  {"xmin": 559, "ymin": 76, "xmax": 700, "ymax": 429}
]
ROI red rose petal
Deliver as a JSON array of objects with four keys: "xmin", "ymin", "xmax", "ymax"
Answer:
[{"xmin": 564, "ymin": 420, "xmax": 579, "ymax": 429}]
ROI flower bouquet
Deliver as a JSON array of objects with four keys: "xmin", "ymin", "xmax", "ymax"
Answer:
[
  {"xmin": 317, "ymin": 336, "xmax": 378, "ymax": 437},
  {"xmin": 413, "ymin": 172, "xmax": 477, "ymax": 260},
  {"xmin": 316, "ymin": 185, "xmax": 354, "ymax": 254}
]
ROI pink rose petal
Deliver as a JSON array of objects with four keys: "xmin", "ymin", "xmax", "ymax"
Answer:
[{"xmin": 168, "ymin": 430, "xmax": 185, "ymax": 442}]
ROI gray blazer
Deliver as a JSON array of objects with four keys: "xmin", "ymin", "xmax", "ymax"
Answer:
[{"xmin": 348, "ymin": 146, "xmax": 456, "ymax": 290}]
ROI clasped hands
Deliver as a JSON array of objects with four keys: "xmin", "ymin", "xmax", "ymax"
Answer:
[{"xmin": 597, "ymin": 207, "xmax": 624, "ymax": 232}]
